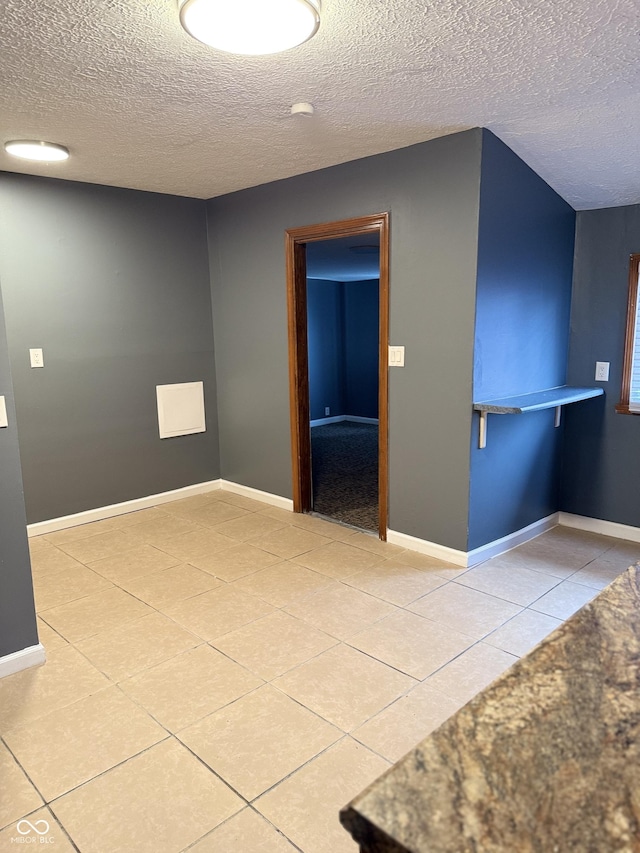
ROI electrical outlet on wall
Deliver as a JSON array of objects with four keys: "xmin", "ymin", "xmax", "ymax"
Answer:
[
  {"xmin": 29, "ymin": 348, "xmax": 44, "ymax": 368},
  {"xmin": 325, "ymin": 407, "xmax": 330, "ymax": 416},
  {"xmin": 595, "ymin": 361, "xmax": 610, "ymax": 382}
]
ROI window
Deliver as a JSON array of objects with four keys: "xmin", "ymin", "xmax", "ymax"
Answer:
[{"xmin": 617, "ymin": 253, "xmax": 640, "ymax": 414}]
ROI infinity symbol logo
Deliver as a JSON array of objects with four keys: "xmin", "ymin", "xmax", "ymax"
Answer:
[{"xmin": 16, "ymin": 819, "xmax": 50, "ymax": 836}]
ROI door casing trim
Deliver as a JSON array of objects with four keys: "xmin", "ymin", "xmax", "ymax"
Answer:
[{"xmin": 285, "ymin": 212, "xmax": 390, "ymax": 539}]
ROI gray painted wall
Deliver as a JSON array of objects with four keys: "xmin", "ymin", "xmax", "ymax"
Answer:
[
  {"xmin": 561, "ymin": 204, "xmax": 640, "ymax": 525},
  {"xmin": 207, "ymin": 131, "xmax": 483, "ymax": 550},
  {"xmin": 0, "ymin": 174, "xmax": 220, "ymax": 523},
  {"xmin": 0, "ymin": 283, "xmax": 37, "ymax": 657}
]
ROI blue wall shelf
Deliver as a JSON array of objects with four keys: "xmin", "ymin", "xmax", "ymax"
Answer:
[{"xmin": 473, "ymin": 386, "xmax": 604, "ymax": 448}]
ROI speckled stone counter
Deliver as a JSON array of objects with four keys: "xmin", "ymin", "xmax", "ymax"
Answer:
[{"xmin": 341, "ymin": 564, "xmax": 640, "ymax": 853}]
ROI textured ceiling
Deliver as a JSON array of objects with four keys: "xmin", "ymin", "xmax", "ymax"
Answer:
[{"xmin": 1, "ymin": 0, "xmax": 639, "ymax": 209}]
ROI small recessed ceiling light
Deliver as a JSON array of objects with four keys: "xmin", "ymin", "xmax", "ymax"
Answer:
[
  {"xmin": 179, "ymin": 0, "xmax": 321, "ymax": 56},
  {"xmin": 4, "ymin": 140, "xmax": 69, "ymax": 162}
]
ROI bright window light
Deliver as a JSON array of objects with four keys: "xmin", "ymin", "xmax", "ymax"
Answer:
[{"xmin": 179, "ymin": 0, "xmax": 321, "ymax": 56}]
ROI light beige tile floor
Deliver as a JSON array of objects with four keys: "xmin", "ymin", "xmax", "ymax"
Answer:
[{"xmin": 1, "ymin": 488, "xmax": 637, "ymax": 852}]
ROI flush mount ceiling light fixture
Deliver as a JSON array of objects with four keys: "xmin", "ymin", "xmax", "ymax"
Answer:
[
  {"xmin": 179, "ymin": 0, "xmax": 321, "ymax": 55},
  {"xmin": 4, "ymin": 140, "xmax": 69, "ymax": 162}
]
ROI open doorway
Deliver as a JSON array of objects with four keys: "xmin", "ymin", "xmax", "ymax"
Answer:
[
  {"xmin": 285, "ymin": 213, "xmax": 389, "ymax": 539},
  {"xmin": 307, "ymin": 235, "xmax": 380, "ymax": 531}
]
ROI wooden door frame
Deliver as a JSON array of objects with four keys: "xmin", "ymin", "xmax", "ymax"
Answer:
[{"xmin": 285, "ymin": 212, "xmax": 390, "ymax": 540}]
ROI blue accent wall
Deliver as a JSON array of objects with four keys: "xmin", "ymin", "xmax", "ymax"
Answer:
[
  {"xmin": 468, "ymin": 131, "xmax": 576, "ymax": 550},
  {"xmin": 561, "ymin": 204, "xmax": 640, "ymax": 526},
  {"xmin": 344, "ymin": 280, "xmax": 379, "ymax": 418},
  {"xmin": 307, "ymin": 278, "xmax": 379, "ymax": 421},
  {"xmin": 307, "ymin": 279, "xmax": 344, "ymax": 419}
]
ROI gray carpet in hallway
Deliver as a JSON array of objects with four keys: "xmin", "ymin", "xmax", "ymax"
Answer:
[{"xmin": 311, "ymin": 421, "xmax": 378, "ymax": 532}]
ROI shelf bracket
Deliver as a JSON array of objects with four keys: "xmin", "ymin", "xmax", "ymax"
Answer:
[
  {"xmin": 478, "ymin": 410, "xmax": 488, "ymax": 449},
  {"xmin": 473, "ymin": 386, "xmax": 603, "ymax": 450}
]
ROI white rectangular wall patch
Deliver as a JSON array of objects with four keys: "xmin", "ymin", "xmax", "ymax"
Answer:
[{"xmin": 156, "ymin": 382, "xmax": 206, "ymax": 439}]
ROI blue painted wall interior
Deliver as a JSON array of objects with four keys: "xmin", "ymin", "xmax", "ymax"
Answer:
[
  {"xmin": 468, "ymin": 131, "xmax": 576, "ymax": 550},
  {"xmin": 308, "ymin": 278, "xmax": 379, "ymax": 421},
  {"xmin": 307, "ymin": 279, "xmax": 344, "ymax": 419},
  {"xmin": 344, "ymin": 280, "xmax": 379, "ymax": 419},
  {"xmin": 561, "ymin": 204, "xmax": 640, "ymax": 527}
]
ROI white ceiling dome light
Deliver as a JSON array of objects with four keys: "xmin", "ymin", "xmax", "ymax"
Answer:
[
  {"xmin": 179, "ymin": 0, "xmax": 321, "ymax": 56},
  {"xmin": 4, "ymin": 140, "xmax": 69, "ymax": 162}
]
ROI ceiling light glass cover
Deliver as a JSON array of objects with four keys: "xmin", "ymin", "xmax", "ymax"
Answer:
[
  {"xmin": 4, "ymin": 140, "xmax": 69, "ymax": 162},
  {"xmin": 179, "ymin": 0, "xmax": 321, "ymax": 55}
]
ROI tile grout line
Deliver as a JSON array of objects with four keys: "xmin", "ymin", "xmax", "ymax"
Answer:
[{"xmin": 17, "ymin": 491, "xmax": 638, "ymax": 852}]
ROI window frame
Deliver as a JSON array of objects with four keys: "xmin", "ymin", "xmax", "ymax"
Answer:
[{"xmin": 616, "ymin": 253, "xmax": 640, "ymax": 415}]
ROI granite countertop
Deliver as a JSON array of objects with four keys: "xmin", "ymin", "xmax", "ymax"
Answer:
[{"xmin": 341, "ymin": 564, "xmax": 640, "ymax": 853}]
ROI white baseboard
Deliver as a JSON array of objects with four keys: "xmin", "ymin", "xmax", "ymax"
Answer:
[
  {"xmin": 466, "ymin": 513, "xmax": 559, "ymax": 566},
  {"xmin": 25, "ymin": 478, "xmax": 293, "ymax": 539},
  {"xmin": 388, "ymin": 513, "xmax": 559, "ymax": 568},
  {"xmin": 386, "ymin": 529, "xmax": 468, "ymax": 567},
  {"xmin": 310, "ymin": 416, "xmax": 345, "ymax": 426},
  {"xmin": 30, "ymin": 477, "xmax": 633, "ymax": 573},
  {"xmin": 219, "ymin": 480, "xmax": 294, "ymax": 510},
  {"xmin": 559, "ymin": 512, "xmax": 640, "ymax": 543},
  {"xmin": 0, "ymin": 644, "xmax": 46, "ymax": 679},
  {"xmin": 310, "ymin": 415, "xmax": 379, "ymax": 427},
  {"xmin": 27, "ymin": 480, "xmax": 222, "ymax": 537}
]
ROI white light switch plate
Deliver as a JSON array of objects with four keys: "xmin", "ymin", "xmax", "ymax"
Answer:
[
  {"xmin": 29, "ymin": 348, "xmax": 44, "ymax": 368},
  {"xmin": 388, "ymin": 345, "xmax": 405, "ymax": 367},
  {"xmin": 0, "ymin": 396, "xmax": 8, "ymax": 428}
]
